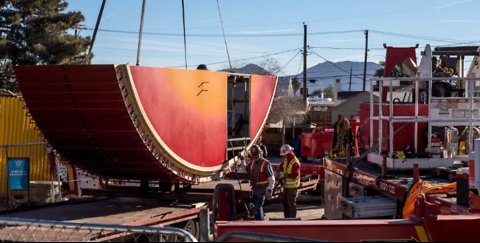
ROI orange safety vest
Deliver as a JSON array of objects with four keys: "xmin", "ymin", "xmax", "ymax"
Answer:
[
  {"xmin": 249, "ymin": 158, "xmax": 269, "ymax": 189},
  {"xmin": 282, "ymin": 157, "xmax": 301, "ymax": 189}
]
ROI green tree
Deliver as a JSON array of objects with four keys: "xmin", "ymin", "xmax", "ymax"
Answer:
[
  {"xmin": 311, "ymin": 88, "xmax": 321, "ymax": 97},
  {"xmin": 374, "ymin": 60, "xmax": 404, "ymax": 77},
  {"xmin": 0, "ymin": 0, "xmax": 91, "ymax": 92},
  {"xmin": 323, "ymin": 85, "xmax": 334, "ymax": 98},
  {"xmin": 374, "ymin": 61, "xmax": 385, "ymax": 77}
]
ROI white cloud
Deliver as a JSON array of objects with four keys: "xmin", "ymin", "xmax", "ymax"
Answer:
[
  {"xmin": 315, "ymin": 38, "xmax": 364, "ymax": 44},
  {"xmin": 436, "ymin": 0, "xmax": 473, "ymax": 9},
  {"xmin": 437, "ymin": 19, "xmax": 471, "ymax": 23},
  {"xmin": 232, "ymin": 29, "xmax": 294, "ymax": 35},
  {"xmin": 104, "ymin": 12, "xmax": 119, "ymax": 20}
]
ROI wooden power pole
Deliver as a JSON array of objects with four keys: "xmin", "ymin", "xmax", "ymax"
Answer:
[
  {"xmin": 362, "ymin": 29, "xmax": 369, "ymax": 92},
  {"xmin": 349, "ymin": 65, "xmax": 353, "ymax": 92},
  {"xmin": 303, "ymin": 23, "xmax": 308, "ymax": 104}
]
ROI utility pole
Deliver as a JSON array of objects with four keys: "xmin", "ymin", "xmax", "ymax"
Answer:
[
  {"xmin": 303, "ymin": 23, "xmax": 308, "ymax": 104},
  {"xmin": 362, "ymin": 29, "xmax": 369, "ymax": 92},
  {"xmin": 349, "ymin": 65, "xmax": 353, "ymax": 92}
]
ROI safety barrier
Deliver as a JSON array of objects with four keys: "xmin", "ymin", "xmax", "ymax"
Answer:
[{"xmin": 0, "ymin": 217, "xmax": 198, "ymax": 242}]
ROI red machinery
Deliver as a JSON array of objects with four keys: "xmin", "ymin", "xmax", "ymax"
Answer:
[
  {"xmin": 301, "ymin": 116, "xmax": 361, "ymax": 159},
  {"xmin": 301, "ymin": 125, "xmax": 334, "ymax": 158}
]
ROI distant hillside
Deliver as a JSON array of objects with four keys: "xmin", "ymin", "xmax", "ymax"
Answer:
[
  {"xmin": 219, "ymin": 61, "xmax": 380, "ymax": 96},
  {"xmin": 297, "ymin": 61, "xmax": 380, "ymax": 92},
  {"xmin": 221, "ymin": 64, "xmax": 270, "ymax": 75}
]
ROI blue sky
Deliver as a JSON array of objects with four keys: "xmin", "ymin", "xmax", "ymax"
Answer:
[{"xmin": 67, "ymin": 0, "xmax": 480, "ymax": 76}]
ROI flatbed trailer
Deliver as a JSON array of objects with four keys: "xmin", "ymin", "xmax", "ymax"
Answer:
[
  {"xmin": 0, "ymin": 169, "xmax": 323, "ymax": 242},
  {"xmin": 0, "ymin": 178, "xmax": 248, "ymax": 241},
  {"xmin": 215, "ymin": 157, "xmax": 480, "ymax": 242}
]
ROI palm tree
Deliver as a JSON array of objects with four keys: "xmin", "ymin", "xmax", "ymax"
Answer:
[
  {"xmin": 291, "ymin": 78, "xmax": 301, "ymax": 95},
  {"xmin": 375, "ymin": 60, "xmax": 403, "ymax": 77}
]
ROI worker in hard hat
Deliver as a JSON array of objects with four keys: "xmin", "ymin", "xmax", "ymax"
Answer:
[
  {"xmin": 246, "ymin": 144, "xmax": 275, "ymax": 220},
  {"xmin": 256, "ymin": 135, "xmax": 269, "ymax": 158},
  {"xmin": 277, "ymin": 144, "xmax": 301, "ymax": 218}
]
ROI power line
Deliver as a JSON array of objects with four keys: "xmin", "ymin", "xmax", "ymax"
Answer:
[
  {"xmin": 310, "ymin": 51, "xmax": 368, "ymax": 80},
  {"xmin": 80, "ymin": 27, "xmax": 363, "ymax": 38},
  {"xmin": 171, "ymin": 48, "xmax": 301, "ymax": 68},
  {"xmin": 310, "ymin": 46, "xmax": 384, "ymax": 51},
  {"xmin": 80, "ymin": 26, "xmax": 480, "ymax": 46},
  {"xmin": 307, "ymin": 74, "xmax": 375, "ymax": 80},
  {"xmin": 278, "ymin": 50, "xmax": 302, "ymax": 74},
  {"xmin": 369, "ymin": 29, "xmax": 476, "ymax": 45},
  {"xmin": 87, "ymin": 46, "xmax": 301, "ymax": 68}
]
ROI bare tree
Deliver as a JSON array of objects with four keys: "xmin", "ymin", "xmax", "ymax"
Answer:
[
  {"xmin": 269, "ymin": 96, "xmax": 306, "ymax": 126},
  {"xmin": 257, "ymin": 57, "xmax": 281, "ymax": 75}
]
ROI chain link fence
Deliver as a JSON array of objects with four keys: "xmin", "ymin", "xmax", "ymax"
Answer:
[{"xmin": 0, "ymin": 217, "xmax": 198, "ymax": 242}]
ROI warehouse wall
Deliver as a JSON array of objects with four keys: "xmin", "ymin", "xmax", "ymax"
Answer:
[{"xmin": 0, "ymin": 97, "xmax": 52, "ymax": 198}]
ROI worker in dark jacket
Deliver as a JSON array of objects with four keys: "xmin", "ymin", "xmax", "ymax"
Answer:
[
  {"xmin": 256, "ymin": 135, "xmax": 269, "ymax": 158},
  {"xmin": 246, "ymin": 144, "xmax": 275, "ymax": 220},
  {"xmin": 277, "ymin": 144, "xmax": 301, "ymax": 218}
]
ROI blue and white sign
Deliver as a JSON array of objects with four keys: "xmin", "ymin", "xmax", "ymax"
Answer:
[{"xmin": 7, "ymin": 158, "xmax": 30, "ymax": 191}]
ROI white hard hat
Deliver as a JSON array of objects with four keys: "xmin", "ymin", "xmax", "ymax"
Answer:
[{"xmin": 279, "ymin": 144, "xmax": 294, "ymax": 156}]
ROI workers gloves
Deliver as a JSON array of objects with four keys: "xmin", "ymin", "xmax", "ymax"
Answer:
[{"xmin": 266, "ymin": 189, "xmax": 273, "ymax": 200}]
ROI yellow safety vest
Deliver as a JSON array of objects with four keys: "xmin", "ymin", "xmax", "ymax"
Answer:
[{"xmin": 282, "ymin": 157, "xmax": 300, "ymax": 189}]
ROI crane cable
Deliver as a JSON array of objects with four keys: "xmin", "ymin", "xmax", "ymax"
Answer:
[
  {"xmin": 216, "ymin": 0, "xmax": 233, "ymax": 69},
  {"xmin": 86, "ymin": 0, "xmax": 107, "ymax": 64},
  {"xmin": 136, "ymin": 0, "xmax": 147, "ymax": 66},
  {"xmin": 181, "ymin": 0, "xmax": 188, "ymax": 69},
  {"xmin": 278, "ymin": 50, "xmax": 302, "ymax": 74}
]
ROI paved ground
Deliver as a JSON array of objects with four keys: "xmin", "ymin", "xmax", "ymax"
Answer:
[
  {"xmin": 265, "ymin": 194, "xmax": 324, "ymax": 220},
  {"xmin": 0, "ymin": 197, "xmax": 192, "ymax": 224}
]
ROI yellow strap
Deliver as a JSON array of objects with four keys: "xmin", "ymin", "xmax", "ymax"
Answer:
[{"xmin": 415, "ymin": 226, "xmax": 430, "ymax": 242}]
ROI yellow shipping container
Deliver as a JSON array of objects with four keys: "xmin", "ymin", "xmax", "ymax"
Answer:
[{"xmin": 0, "ymin": 97, "xmax": 52, "ymax": 197}]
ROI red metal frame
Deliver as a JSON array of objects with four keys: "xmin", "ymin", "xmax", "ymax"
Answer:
[
  {"xmin": 216, "ymin": 211, "xmax": 480, "ymax": 242},
  {"xmin": 216, "ymin": 220, "xmax": 424, "ymax": 242},
  {"xmin": 325, "ymin": 158, "xmax": 407, "ymax": 200},
  {"xmin": 360, "ymin": 103, "xmax": 429, "ymax": 153}
]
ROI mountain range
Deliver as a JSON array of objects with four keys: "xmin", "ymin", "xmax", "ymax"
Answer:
[
  {"xmin": 224, "ymin": 61, "xmax": 381, "ymax": 95},
  {"xmin": 295, "ymin": 61, "xmax": 380, "ymax": 92}
]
